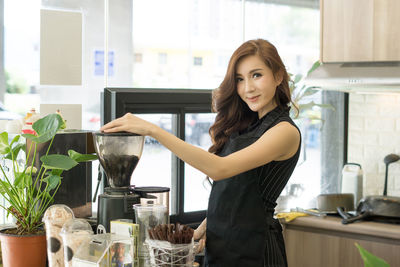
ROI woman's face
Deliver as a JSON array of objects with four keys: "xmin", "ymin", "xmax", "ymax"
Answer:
[{"xmin": 236, "ymin": 55, "xmax": 282, "ymax": 118}]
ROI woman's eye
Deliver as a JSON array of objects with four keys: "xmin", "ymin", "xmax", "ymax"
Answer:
[
  {"xmin": 253, "ymin": 73, "xmax": 262, "ymax": 78},
  {"xmin": 236, "ymin": 77, "xmax": 243, "ymax": 82}
]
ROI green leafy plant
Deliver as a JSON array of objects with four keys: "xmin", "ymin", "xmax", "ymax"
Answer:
[
  {"xmin": 0, "ymin": 113, "xmax": 97, "ymax": 235},
  {"xmin": 289, "ymin": 61, "xmax": 335, "ymax": 121},
  {"xmin": 355, "ymin": 243, "xmax": 390, "ymax": 267},
  {"xmin": 5, "ymin": 69, "xmax": 29, "ymax": 94}
]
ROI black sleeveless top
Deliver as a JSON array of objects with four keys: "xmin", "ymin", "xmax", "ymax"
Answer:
[{"xmin": 205, "ymin": 106, "xmax": 301, "ymax": 267}]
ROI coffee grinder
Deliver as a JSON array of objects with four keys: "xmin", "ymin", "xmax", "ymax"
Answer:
[{"xmin": 92, "ymin": 132, "xmax": 144, "ymax": 232}]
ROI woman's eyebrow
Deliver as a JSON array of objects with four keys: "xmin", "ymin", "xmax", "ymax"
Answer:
[
  {"xmin": 236, "ymin": 68, "xmax": 263, "ymax": 76},
  {"xmin": 249, "ymin": 68, "xmax": 263, "ymax": 74}
]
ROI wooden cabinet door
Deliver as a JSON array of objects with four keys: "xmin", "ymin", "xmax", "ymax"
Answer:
[
  {"xmin": 322, "ymin": 0, "xmax": 374, "ymax": 62},
  {"xmin": 373, "ymin": 0, "xmax": 400, "ymax": 61},
  {"xmin": 284, "ymin": 228, "xmax": 400, "ymax": 267}
]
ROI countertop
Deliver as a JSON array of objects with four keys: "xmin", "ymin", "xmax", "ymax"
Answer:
[{"xmin": 280, "ymin": 215, "xmax": 400, "ymax": 241}]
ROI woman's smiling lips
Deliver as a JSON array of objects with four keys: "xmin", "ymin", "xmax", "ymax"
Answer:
[{"xmin": 247, "ymin": 95, "xmax": 260, "ymax": 102}]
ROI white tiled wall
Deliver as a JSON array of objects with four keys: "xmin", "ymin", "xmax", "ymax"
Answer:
[{"xmin": 348, "ymin": 94, "xmax": 400, "ymax": 197}]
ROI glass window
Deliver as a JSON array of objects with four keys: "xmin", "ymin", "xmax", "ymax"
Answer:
[
  {"xmin": 133, "ymin": 114, "xmax": 174, "ymax": 190},
  {"xmin": 101, "ymin": 88, "xmax": 212, "ymax": 222},
  {"xmin": 128, "ymin": 0, "xmax": 243, "ymax": 89},
  {"xmin": 184, "ymin": 113, "xmax": 215, "ymax": 212}
]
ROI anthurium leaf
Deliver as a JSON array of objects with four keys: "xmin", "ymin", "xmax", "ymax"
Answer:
[
  {"xmin": 43, "ymin": 174, "xmax": 61, "ymax": 191},
  {"xmin": 5, "ymin": 143, "xmax": 25, "ymax": 160},
  {"xmin": 51, "ymin": 169, "xmax": 63, "ymax": 176},
  {"xmin": 301, "ymin": 87, "xmax": 319, "ymax": 98},
  {"xmin": 23, "ymin": 114, "xmax": 63, "ymax": 143},
  {"xmin": 40, "ymin": 154, "xmax": 78, "ymax": 170},
  {"xmin": 355, "ymin": 243, "xmax": 390, "ymax": 267},
  {"xmin": 21, "ymin": 133, "xmax": 36, "ymax": 140},
  {"xmin": 0, "ymin": 179, "xmax": 11, "ymax": 195},
  {"xmin": 68, "ymin": 150, "xmax": 98, "ymax": 162},
  {"xmin": 13, "ymin": 172, "xmax": 26, "ymax": 188},
  {"xmin": 298, "ymin": 101, "xmax": 335, "ymax": 112},
  {"xmin": 307, "ymin": 60, "xmax": 321, "ymax": 76},
  {"xmin": 0, "ymin": 132, "xmax": 10, "ymax": 154},
  {"xmin": 24, "ymin": 172, "xmax": 33, "ymax": 187},
  {"xmin": 33, "ymin": 114, "xmax": 63, "ymax": 136},
  {"xmin": 293, "ymin": 74, "xmax": 302, "ymax": 84},
  {"xmin": 297, "ymin": 114, "xmax": 322, "ymax": 121},
  {"xmin": 10, "ymin": 135, "xmax": 20, "ymax": 146}
]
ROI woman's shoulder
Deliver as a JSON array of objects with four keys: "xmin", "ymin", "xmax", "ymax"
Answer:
[{"xmin": 252, "ymin": 106, "xmax": 295, "ymax": 136}]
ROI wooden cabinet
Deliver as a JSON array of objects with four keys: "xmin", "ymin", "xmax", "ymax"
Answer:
[
  {"xmin": 321, "ymin": 0, "xmax": 400, "ymax": 62},
  {"xmin": 282, "ymin": 216, "xmax": 400, "ymax": 267}
]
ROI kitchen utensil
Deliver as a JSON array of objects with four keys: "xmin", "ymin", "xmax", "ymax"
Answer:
[
  {"xmin": 338, "ymin": 195, "xmax": 400, "ymax": 224},
  {"xmin": 294, "ymin": 207, "xmax": 327, "ymax": 217},
  {"xmin": 338, "ymin": 154, "xmax": 400, "ymax": 224},
  {"xmin": 341, "ymin": 163, "xmax": 363, "ymax": 207},
  {"xmin": 317, "ymin": 193, "xmax": 354, "ymax": 213},
  {"xmin": 383, "ymin": 153, "xmax": 400, "ymax": 196}
]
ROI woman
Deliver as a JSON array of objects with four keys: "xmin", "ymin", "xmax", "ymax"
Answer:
[{"xmin": 101, "ymin": 39, "xmax": 301, "ymax": 267}]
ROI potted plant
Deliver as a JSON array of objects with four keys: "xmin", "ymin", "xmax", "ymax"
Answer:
[
  {"xmin": 355, "ymin": 243, "xmax": 390, "ymax": 267},
  {"xmin": 0, "ymin": 113, "xmax": 97, "ymax": 267},
  {"xmin": 289, "ymin": 61, "xmax": 335, "ymax": 121},
  {"xmin": 289, "ymin": 61, "xmax": 335, "ymax": 158}
]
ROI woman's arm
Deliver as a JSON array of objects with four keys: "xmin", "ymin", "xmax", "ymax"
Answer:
[
  {"xmin": 194, "ymin": 218, "xmax": 207, "ymax": 253},
  {"xmin": 101, "ymin": 113, "xmax": 300, "ymax": 181}
]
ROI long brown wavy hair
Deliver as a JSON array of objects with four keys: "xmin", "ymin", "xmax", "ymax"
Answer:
[{"xmin": 208, "ymin": 39, "xmax": 294, "ymax": 155}]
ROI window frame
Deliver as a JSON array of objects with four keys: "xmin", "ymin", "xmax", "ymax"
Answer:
[{"xmin": 102, "ymin": 88, "xmax": 213, "ymax": 224}]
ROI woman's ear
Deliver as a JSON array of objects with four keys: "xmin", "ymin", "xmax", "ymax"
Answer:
[{"xmin": 275, "ymin": 72, "xmax": 283, "ymax": 86}]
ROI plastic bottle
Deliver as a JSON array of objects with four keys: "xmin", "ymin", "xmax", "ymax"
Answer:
[{"xmin": 341, "ymin": 163, "xmax": 363, "ymax": 208}]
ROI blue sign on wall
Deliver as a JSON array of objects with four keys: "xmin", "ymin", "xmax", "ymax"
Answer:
[{"xmin": 94, "ymin": 50, "xmax": 114, "ymax": 76}]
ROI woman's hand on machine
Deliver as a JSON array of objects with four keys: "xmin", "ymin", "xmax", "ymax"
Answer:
[{"xmin": 101, "ymin": 113, "xmax": 156, "ymax": 136}]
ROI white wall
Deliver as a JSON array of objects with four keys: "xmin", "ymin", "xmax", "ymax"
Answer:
[{"xmin": 348, "ymin": 94, "xmax": 400, "ymax": 197}]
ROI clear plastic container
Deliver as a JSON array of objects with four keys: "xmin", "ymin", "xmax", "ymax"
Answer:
[
  {"xmin": 72, "ymin": 233, "xmax": 134, "ymax": 267},
  {"xmin": 43, "ymin": 204, "xmax": 74, "ymax": 267},
  {"xmin": 60, "ymin": 218, "xmax": 94, "ymax": 267},
  {"xmin": 133, "ymin": 204, "xmax": 168, "ymax": 264}
]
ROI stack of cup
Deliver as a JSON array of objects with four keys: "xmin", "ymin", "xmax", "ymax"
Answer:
[
  {"xmin": 43, "ymin": 204, "xmax": 74, "ymax": 267},
  {"xmin": 60, "ymin": 218, "xmax": 94, "ymax": 267}
]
